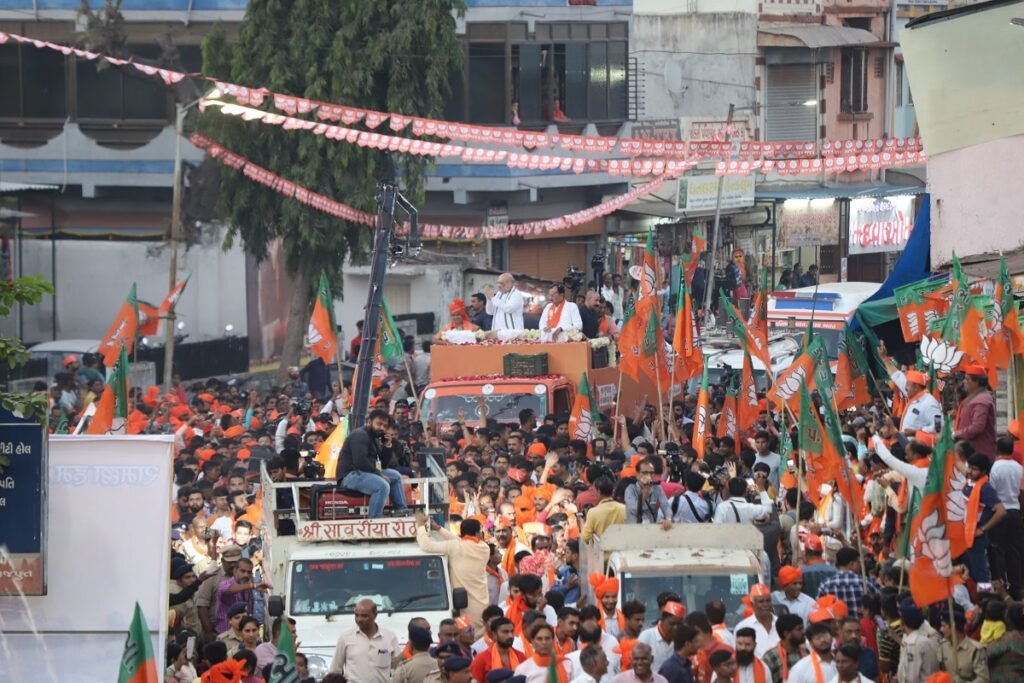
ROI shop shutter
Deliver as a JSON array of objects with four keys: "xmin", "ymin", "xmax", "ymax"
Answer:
[{"xmin": 765, "ymin": 64, "xmax": 817, "ymax": 142}]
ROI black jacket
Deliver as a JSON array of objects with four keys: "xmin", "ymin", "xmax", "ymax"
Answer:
[
  {"xmin": 337, "ymin": 426, "xmax": 398, "ymax": 481},
  {"xmin": 579, "ymin": 306, "xmax": 601, "ymax": 339}
]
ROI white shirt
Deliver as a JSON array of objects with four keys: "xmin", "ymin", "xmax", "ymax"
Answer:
[
  {"xmin": 672, "ymin": 491, "xmax": 711, "ymax": 523},
  {"xmin": 487, "ymin": 287, "xmax": 525, "ymax": 330},
  {"xmin": 828, "ymin": 676, "xmax": 874, "ymax": 683},
  {"xmin": 515, "ymin": 656, "xmax": 575, "ymax": 683},
  {"xmin": 786, "ymin": 653, "xmax": 837, "ymax": 683},
  {"xmin": 734, "ymin": 658, "xmax": 769, "ymax": 683},
  {"xmin": 872, "ymin": 435, "xmax": 928, "ymax": 496},
  {"xmin": 771, "ymin": 590, "xmax": 816, "ymax": 625},
  {"xmin": 540, "ymin": 301, "xmax": 584, "ymax": 342},
  {"xmin": 891, "ymin": 371, "xmax": 943, "ymax": 433},
  {"xmin": 638, "ymin": 626, "xmax": 675, "ymax": 671},
  {"xmin": 602, "ymin": 286, "xmax": 624, "ymax": 320},
  {"xmin": 990, "ymin": 458, "xmax": 1022, "ymax": 510},
  {"xmin": 506, "ymin": 603, "xmax": 559, "ymax": 628},
  {"xmin": 566, "ymin": 647, "xmax": 619, "ymax": 683},
  {"xmin": 733, "ymin": 614, "xmax": 780, "ymax": 658},
  {"xmin": 328, "ymin": 625, "xmax": 400, "ymax": 683},
  {"xmin": 712, "ymin": 492, "xmax": 773, "ymax": 524},
  {"xmin": 755, "ymin": 452, "xmax": 782, "ymax": 489}
]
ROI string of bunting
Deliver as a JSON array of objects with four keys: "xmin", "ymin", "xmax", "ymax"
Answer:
[
  {"xmin": 0, "ymin": 29, "xmax": 923, "ymax": 162},
  {"xmin": 189, "ymin": 133, "xmax": 676, "ymax": 241}
]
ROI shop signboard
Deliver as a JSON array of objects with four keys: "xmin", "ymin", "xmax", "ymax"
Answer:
[
  {"xmin": 0, "ymin": 408, "xmax": 47, "ymax": 595},
  {"xmin": 676, "ymin": 175, "xmax": 755, "ymax": 213},
  {"xmin": 779, "ymin": 199, "xmax": 839, "ymax": 247},
  {"xmin": 848, "ymin": 195, "xmax": 916, "ymax": 255}
]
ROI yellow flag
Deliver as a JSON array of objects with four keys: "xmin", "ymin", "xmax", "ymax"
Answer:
[{"xmin": 316, "ymin": 417, "xmax": 348, "ymax": 480}]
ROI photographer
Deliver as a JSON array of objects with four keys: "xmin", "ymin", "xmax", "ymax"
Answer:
[
  {"xmin": 712, "ymin": 475, "xmax": 773, "ymax": 525},
  {"xmin": 624, "ymin": 456, "xmax": 673, "ymax": 529}
]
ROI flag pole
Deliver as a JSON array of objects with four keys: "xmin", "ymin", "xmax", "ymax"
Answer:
[
  {"xmin": 946, "ymin": 592, "xmax": 961, "ymax": 683},
  {"xmin": 402, "ymin": 353, "xmax": 425, "ymax": 426},
  {"xmin": 654, "ymin": 347, "xmax": 666, "ymax": 442},
  {"xmin": 613, "ymin": 370, "xmax": 625, "ymax": 446}
]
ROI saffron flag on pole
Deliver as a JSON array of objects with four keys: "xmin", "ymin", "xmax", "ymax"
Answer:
[
  {"xmin": 639, "ymin": 228, "xmax": 659, "ymax": 299},
  {"xmin": 619, "ymin": 296, "xmax": 655, "ymax": 383},
  {"xmin": 990, "ymin": 254, "xmax": 1024, "ymax": 369},
  {"xmin": 693, "ymin": 364, "xmax": 710, "ymax": 460},
  {"xmin": 315, "ymin": 416, "xmax": 348, "ymax": 482},
  {"xmin": 98, "ymin": 283, "xmax": 139, "ymax": 367},
  {"xmin": 117, "ymin": 602, "xmax": 158, "ymax": 683},
  {"xmin": 716, "ymin": 392, "xmax": 738, "ymax": 441},
  {"xmin": 909, "ymin": 419, "xmax": 957, "ymax": 607},
  {"xmin": 718, "ymin": 291, "xmax": 771, "ymax": 367},
  {"xmin": 158, "ymin": 274, "xmax": 191, "ymax": 318},
  {"xmin": 737, "ymin": 351, "xmax": 760, "ymax": 432},
  {"xmin": 308, "ymin": 272, "xmax": 338, "ymax": 364},
  {"xmin": 137, "ymin": 300, "xmax": 160, "ymax": 337},
  {"xmin": 746, "ymin": 269, "xmax": 770, "ymax": 360},
  {"xmin": 377, "ymin": 297, "xmax": 405, "ymax": 363},
  {"xmin": 894, "ymin": 277, "xmax": 950, "ymax": 343},
  {"xmin": 836, "ymin": 325, "xmax": 872, "ymax": 410},
  {"xmin": 682, "ymin": 224, "xmax": 706, "ymax": 286},
  {"xmin": 87, "ymin": 345, "xmax": 130, "ymax": 435},
  {"xmin": 569, "ymin": 372, "xmax": 596, "ymax": 442},
  {"xmin": 672, "ymin": 264, "xmax": 703, "ymax": 381},
  {"xmin": 768, "ymin": 351, "xmax": 815, "ymax": 412},
  {"xmin": 798, "ymin": 383, "xmax": 838, "ymax": 506}
]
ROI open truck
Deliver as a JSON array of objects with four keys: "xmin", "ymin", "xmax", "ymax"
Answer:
[
  {"xmin": 261, "ymin": 458, "xmax": 467, "ymax": 680},
  {"xmin": 581, "ymin": 523, "xmax": 768, "ymax": 628}
]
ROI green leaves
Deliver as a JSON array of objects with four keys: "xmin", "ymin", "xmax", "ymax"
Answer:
[
  {"xmin": 0, "ymin": 275, "xmax": 54, "ymax": 317},
  {"xmin": 0, "ymin": 275, "xmax": 53, "ymax": 430}
]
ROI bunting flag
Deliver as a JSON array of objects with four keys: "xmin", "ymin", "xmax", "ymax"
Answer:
[
  {"xmin": 737, "ymin": 352, "xmax": 760, "ymax": 432},
  {"xmin": 569, "ymin": 372, "xmax": 596, "ymax": 443},
  {"xmin": 909, "ymin": 420, "xmax": 957, "ymax": 608},
  {"xmin": 836, "ymin": 326, "xmax": 872, "ymax": 410},
  {"xmin": 798, "ymin": 383, "xmax": 838, "ymax": 505},
  {"xmin": 315, "ymin": 417, "xmax": 348, "ymax": 486},
  {"xmin": 87, "ymin": 345, "xmax": 130, "ymax": 435},
  {"xmin": 377, "ymin": 297, "xmax": 405, "ymax": 362},
  {"xmin": 116, "ymin": 602, "xmax": 158, "ymax": 683},
  {"xmin": 693, "ymin": 365, "xmax": 710, "ymax": 460},
  {"xmin": 98, "ymin": 283, "xmax": 139, "ymax": 367},
  {"xmin": 672, "ymin": 264, "xmax": 703, "ymax": 381},
  {"xmin": 894, "ymin": 277, "xmax": 950, "ymax": 343},
  {"xmin": 309, "ymin": 272, "xmax": 339, "ymax": 364},
  {"xmin": 159, "ymin": 274, "xmax": 191, "ymax": 318},
  {"xmin": 137, "ymin": 300, "xmax": 160, "ymax": 337},
  {"xmin": 719, "ymin": 291, "xmax": 771, "ymax": 367}
]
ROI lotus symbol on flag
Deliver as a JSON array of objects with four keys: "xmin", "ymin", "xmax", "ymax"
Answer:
[
  {"xmin": 696, "ymin": 405, "xmax": 707, "ymax": 438},
  {"xmin": 920, "ymin": 336, "xmax": 964, "ymax": 375},
  {"xmin": 774, "ymin": 366, "xmax": 807, "ymax": 403},
  {"xmin": 915, "ymin": 509, "xmax": 954, "ymax": 577},
  {"xmin": 573, "ymin": 410, "xmax": 592, "ymax": 440},
  {"xmin": 946, "ymin": 468, "xmax": 967, "ymax": 523},
  {"xmin": 307, "ymin": 322, "xmax": 323, "ymax": 346}
]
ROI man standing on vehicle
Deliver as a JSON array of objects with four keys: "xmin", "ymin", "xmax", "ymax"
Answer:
[
  {"xmin": 415, "ymin": 514, "xmax": 491, "ymax": 631},
  {"xmin": 329, "ymin": 598, "xmax": 400, "ymax": 682},
  {"xmin": 337, "ymin": 409, "xmax": 409, "ymax": 518},
  {"xmin": 877, "ymin": 342, "xmax": 942, "ymax": 436},
  {"xmin": 486, "ymin": 273, "xmax": 525, "ymax": 331}
]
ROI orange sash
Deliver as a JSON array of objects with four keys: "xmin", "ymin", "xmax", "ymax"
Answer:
[
  {"xmin": 508, "ymin": 594, "xmax": 529, "ymax": 635},
  {"xmin": 547, "ymin": 301, "xmax": 566, "ymax": 329},
  {"xmin": 598, "ymin": 609, "xmax": 626, "ymax": 635},
  {"xmin": 809, "ymin": 653, "xmax": 827, "ymax": 683},
  {"xmin": 402, "ymin": 642, "xmax": 414, "ymax": 661},
  {"xmin": 490, "ymin": 644, "xmax": 524, "ymax": 672},
  {"xmin": 964, "ymin": 475, "xmax": 989, "ymax": 546},
  {"xmin": 531, "ymin": 654, "xmax": 568, "ymax": 683},
  {"xmin": 735, "ymin": 658, "xmax": 767, "ymax": 683}
]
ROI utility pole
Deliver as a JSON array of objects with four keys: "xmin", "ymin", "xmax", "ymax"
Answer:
[
  {"xmin": 702, "ymin": 103, "xmax": 736, "ymax": 317},
  {"xmin": 163, "ymin": 103, "xmax": 185, "ymax": 390},
  {"xmin": 349, "ymin": 183, "xmax": 420, "ymax": 428}
]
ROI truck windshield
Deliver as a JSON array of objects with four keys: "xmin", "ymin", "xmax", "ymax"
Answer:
[
  {"xmin": 422, "ymin": 392, "xmax": 545, "ymax": 424},
  {"xmin": 621, "ymin": 572, "xmax": 759, "ymax": 629},
  {"xmin": 290, "ymin": 556, "xmax": 449, "ymax": 616}
]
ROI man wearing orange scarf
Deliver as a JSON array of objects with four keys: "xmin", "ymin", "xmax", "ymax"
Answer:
[
  {"xmin": 415, "ymin": 514, "xmax": 490, "ymax": 630},
  {"xmin": 589, "ymin": 574, "xmax": 624, "ymax": 639},
  {"xmin": 734, "ymin": 627, "xmax": 770, "ymax": 683},
  {"xmin": 733, "ymin": 585, "xmax": 778, "ymax": 658},
  {"xmin": 513, "ymin": 623, "xmax": 575, "ymax": 682},
  {"xmin": 962, "ymin": 453, "xmax": 1006, "ymax": 583},
  {"xmin": 506, "ymin": 574, "xmax": 556, "ymax": 635},
  {"xmin": 444, "ymin": 298, "xmax": 479, "ymax": 332},
  {"xmin": 639, "ymin": 600, "xmax": 687, "ymax": 671},
  {"xmin": 472, "ymin": 617, "xmax": 526, "ymax": 683}
]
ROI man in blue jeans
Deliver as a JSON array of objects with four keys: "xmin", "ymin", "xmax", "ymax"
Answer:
[{"xmin": 337, "ymin": 409, "xmax": 409, "ymax": 518}]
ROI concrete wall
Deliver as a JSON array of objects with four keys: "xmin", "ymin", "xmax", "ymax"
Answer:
[
  {"xmin": 631, "ymin": 1, "xmax": 758, "ymax": 120},
  {"xmin": 928, "ymin": 134, "xmax": 1024, "ymax": 268},
  {"xmin": 5, "ymin": 225, "xmax": 246, "ymax": 345}
]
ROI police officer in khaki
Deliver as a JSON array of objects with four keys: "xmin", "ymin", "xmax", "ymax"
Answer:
[{"xmin": 939, "ymin": 610, "xmax": 989, "ymax": 683}]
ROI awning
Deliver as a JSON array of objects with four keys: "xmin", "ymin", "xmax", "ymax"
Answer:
[
  {"xmin": 758, "ymin": 24, "xmax": 881, "ymax": 49},
  {"xmin": 755, "ymin": 182, "xmax": 925, "ymax": 200},
  {"xmin": 0, "ymin": 181, "xmax": 58, "ymax": 193}
]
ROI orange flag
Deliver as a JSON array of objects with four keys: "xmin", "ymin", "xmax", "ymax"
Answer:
[
  {"xmin": 158, "ymin": 274, "xmax": 191, "ymax": 318},
  {"xmin": 909, "ymin": 421, "xmax": 957, "ymax": 607},
  {"xmin": 737, "ymin": 352, "xmax": 760, "ymax": 432},
  {"xmin": 768, "ymin": 352, "xmax": 816, "ymax": 413},
  {"xmin": 672, "ymin": 263, "xmax": 703, "ymax": 381},
  {"xmin": 716, "ymin": 394, "xmax": 738, "ymax": 440},
  {"xmin": 798, "ymin": 383, "xmax": 839, "ymax": 506},
  {"xmin": 309, "ymin": 272, "xmax": 338, "ymax": 364},
  {"xmin": 98, "ymin": 284, "xmax": 139, "ymax": 367},
  {"xmin": 693, "ymin": 365, "xmax": 710, "ymax": 460},
  {"xmin": 137, "ymin": 300, "xmax": 160, "ymax": 337}
]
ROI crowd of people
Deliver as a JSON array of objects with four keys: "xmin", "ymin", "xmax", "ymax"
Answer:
[{"xmin": 41, "ymin": 265, "xmax": 1024, "ymax": 683}]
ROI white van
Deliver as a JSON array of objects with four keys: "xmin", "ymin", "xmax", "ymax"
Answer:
[{"xmin": 767, "ymin": 282, "xmax": 880, "ymax": 366}]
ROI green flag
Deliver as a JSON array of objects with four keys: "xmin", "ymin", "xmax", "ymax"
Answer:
[
  {"xmin": 623, "ymin": 291, "xmax": 636, "ymax": 325},
  {"xmin": 117, "ymin": 602, "xmax": 157, "ymax": 683},
  {"xmin": 779, "ymin": 414, "xmax": 792, "ymax": 471},
  {"xmin": 378, "ymin": 297, "xmax": 405, "ymax": 362},
  {"xmin": 55, "ymin": 408, "xmax": 69, "ymax": 435},
  {"xmin": 268, "ymin": 616, "xmax": 298, "ymax": 683},
  {"xmin": 112, "ymin": 345, "xmax": 131, "ymax": 420},
  {"xmin": 642, "ymin": 306, "xmax": 660, "ymax": 358}
]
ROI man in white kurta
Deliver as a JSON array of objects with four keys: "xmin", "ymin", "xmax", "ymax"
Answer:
[
  {"xmin": 486, "ymin": 272, "xmax": 525, "ymax": 330},
  {"xmin": 540, "ymin": 284, "xmax": 583, "ymax": 342}
]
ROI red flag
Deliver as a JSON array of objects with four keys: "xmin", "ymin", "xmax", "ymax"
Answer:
[
  {"xmin": 98, "ymin": 284, "xmax": 139, "ymax": 367},
  {"xmin": 159, "ymin": 274, "xmax": 191, "ymax": 318},
  {"xmin": 137, "ymin": 300, "xmax": 160, "ymax": 337}
]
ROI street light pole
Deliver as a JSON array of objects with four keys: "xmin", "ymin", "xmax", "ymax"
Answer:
[
  {"xmin": 702, "ymin": 103, "xmax": 735, "ymax": 318},
  {"xmin": 163, "ymin": 103, "xmax": 185, "ymax": 390}
]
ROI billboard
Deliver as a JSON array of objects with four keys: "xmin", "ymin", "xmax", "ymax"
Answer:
[
  {"xmin": 0, "ymin": 408, "xmax": 46, "ymax": 595},
  {"xmin": 676, "ymin": 175, "xmax": 755, "ymax": 213},
  {"xmin": 848, "ymin": 195, "xmax": 916, "ymax": 255}
]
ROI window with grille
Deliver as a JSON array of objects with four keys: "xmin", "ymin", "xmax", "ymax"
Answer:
[{"xmin": 840, "ymin": 48, "xmax": 868, "ymax": 114}]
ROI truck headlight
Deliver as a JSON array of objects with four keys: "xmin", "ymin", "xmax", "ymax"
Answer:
[{"xmin": 306, "ymin": 654, "xmax": 329, "ymax": 680}]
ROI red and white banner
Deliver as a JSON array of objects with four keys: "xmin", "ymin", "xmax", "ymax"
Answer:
[{"xmin": 190, "ymin": 133, "xmax": 676, "ymax": 241}]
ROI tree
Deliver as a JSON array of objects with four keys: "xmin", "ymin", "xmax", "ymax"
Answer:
[
  {"xmin": 0, "ymin": 275, "xmax": 54, "ymax": 434},
  {"xmin": 201, "ymin": 0, "xmax": 464, "ymax": 377}
]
